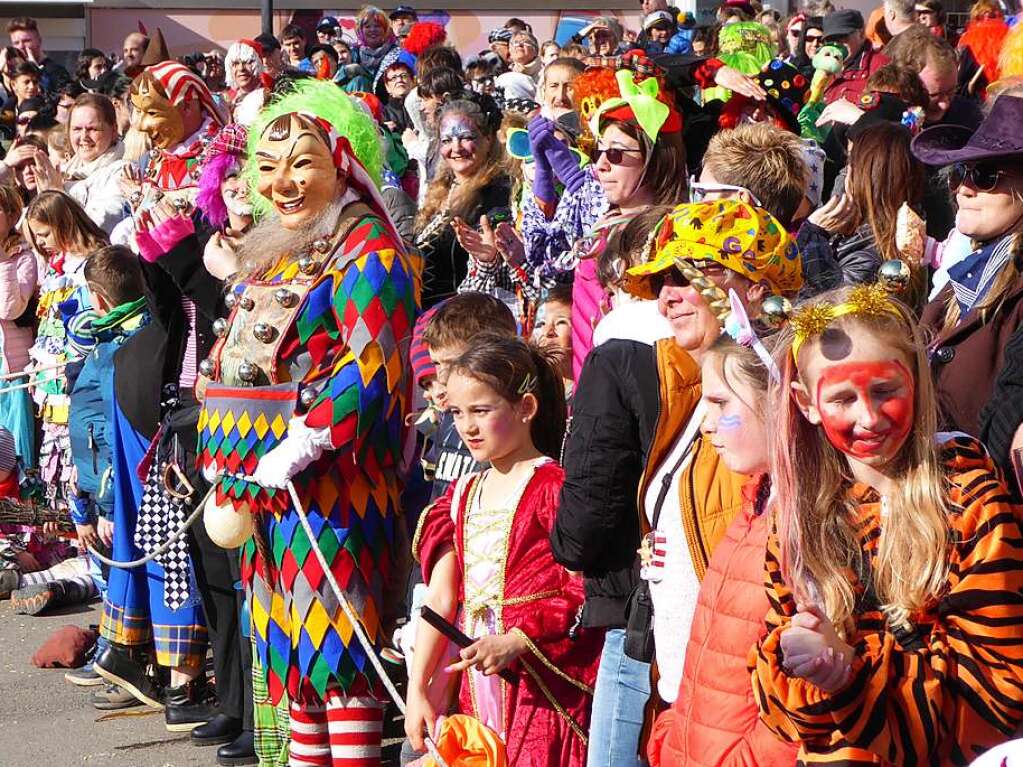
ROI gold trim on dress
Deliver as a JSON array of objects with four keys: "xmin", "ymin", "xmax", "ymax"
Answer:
[{"xmin": 510, "ymin": 627, "xmax": 594, "ymax": 695}]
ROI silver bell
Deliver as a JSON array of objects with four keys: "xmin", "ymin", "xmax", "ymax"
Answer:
[
  {"xmin": 212, "ymin": 318, "xmax": 229, "ymax": 337},
  {"xmin": 198, "ymin": 358, "xmax": 216, "ymax": 378},
  {"xmin": 299, "ymin": 387, "xmax": 319, "ymax": 408},
  {"xmin": 253, "ymin": 323, "xmax": 277, "ymax": 343},
  {"xmin": 238, "ymin": 361, "xmax": 259, "ymax": 383},
  {"xmin": 312, "ymin": 238, "xmax": 331, "ymax": 254},
  {"xmin": 298, "ymin": 256, "xmax": 318, "ymax": 275},
  {"xmin": 224, "ymin": 292, "xmax": 238, "ymax": 310},
  {"xmin": 274, "ymin": 288, "xmax": 298, "ymax": 308},
  {"xmin": 239, "ymin": 295, "xmax": 255, "ymax": 311}
]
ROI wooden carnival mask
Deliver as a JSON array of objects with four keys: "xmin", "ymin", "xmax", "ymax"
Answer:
[{"xmin": 131, "ymin": 73, "xmax": 186, "ymax": 150}]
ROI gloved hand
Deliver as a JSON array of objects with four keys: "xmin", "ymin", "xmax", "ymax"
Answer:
[
  {"xmin": 250, "ymin": 417, "xmax": 334, "ymax": 490},
  {"xmin": 527, "ymin": 115, "xmax": 557, "ymax": 205},
  {"xmin": 530, "ymin": 115, "xmax": 586, "ymax": 195}
]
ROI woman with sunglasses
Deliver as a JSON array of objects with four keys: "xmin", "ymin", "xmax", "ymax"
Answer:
[
  {"xmin": 786, "ymin": 15, "xmax": 825, "ymax": 78},
  {"xmin": 914, "ymin": 94, "xmax": 1023, "ymax": 490}
]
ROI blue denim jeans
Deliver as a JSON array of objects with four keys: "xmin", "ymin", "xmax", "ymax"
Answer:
[{"xmin": 587, "ymin": 628, "xmax": 651, "ymax": 767}]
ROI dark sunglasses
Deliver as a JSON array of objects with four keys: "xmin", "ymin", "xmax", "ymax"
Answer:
[
  {"xmin": 948, "ymin": 162, "xmax": 1010, "ymax": 193},
  {"xmin": 648, "ymin": 266, "xmax": 687, "ymax": 295},
  {"xmin": 592, "ymin": 146, "xmax": 644, "ymax": 165}
]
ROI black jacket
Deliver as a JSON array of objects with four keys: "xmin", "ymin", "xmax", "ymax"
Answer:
[
  {"xmin": 114, "ymin": 218, "xmax": 222, "ymax": 440},
  {"xmin": 551, "ymin": 339, "xmax": 659, "ymax": 629}
]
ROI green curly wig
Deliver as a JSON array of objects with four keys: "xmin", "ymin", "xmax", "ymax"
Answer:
[{"xmin": 244, "ymin": 78, "xmax": 384, "ymax": 219}]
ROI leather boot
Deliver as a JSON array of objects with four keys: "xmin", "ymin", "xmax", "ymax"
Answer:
[
  {"xmin": 94, "ymin": 642, "xmax": 163, "ymax": 709},
  {"xmin": 217, "ymin": 731, "xmax": 257, "ymax": 766},
  {"xmin": 164, "ymin": 677, "xmax": 216, "ymax": 732},
  {"xmin": 191, "ymin": 713, "xmax": 242, "ymax": 746}
]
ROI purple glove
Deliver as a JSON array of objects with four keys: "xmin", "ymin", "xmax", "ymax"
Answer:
[
  {"xmin": 528, "ymin": 116, "xmax": 557, "ymax": 205},
  {"xmin": 541, "ymin": 136, "xmax": 587, "ymax": 195}
]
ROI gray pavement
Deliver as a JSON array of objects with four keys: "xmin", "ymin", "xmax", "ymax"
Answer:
[{"xmin": 0, "ymin": 600, "xmax": 211, "ymax": 767}]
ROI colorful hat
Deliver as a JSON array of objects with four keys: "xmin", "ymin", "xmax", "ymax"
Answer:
[
  {"xmin": 624, "ymin": 199, "xmax": 803, "ymax": 299},
  {"xmin": 140, "ymin": 60, "xmax": 225, "ymax": 126},
  {"xmin": 593, "ymin": 69, "xmax": 682, "ymax": 142},
  {"xmin": 757, "ymin": 59, "xmax": 809, "ymax": 132}
]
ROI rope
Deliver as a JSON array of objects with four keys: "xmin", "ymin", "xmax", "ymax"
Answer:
[
  {"xmin": 0, "ymin": 361, "xmax": 67, "ymax": 381},
  {"xmin": 282, "ymin": 480, "xmax": 450, "ymax": 767},
  {"xmin": 0, "ymin": 374, "xmax": 63, "ymax": 394},
  {"xmin": 85, "ymin": 484, "xmax": 214, "ymax": 569}
]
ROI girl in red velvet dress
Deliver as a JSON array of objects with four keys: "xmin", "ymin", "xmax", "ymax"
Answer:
[{"xmin": 406, "ymin": 333, "xmax": 603, "ymax": 767}]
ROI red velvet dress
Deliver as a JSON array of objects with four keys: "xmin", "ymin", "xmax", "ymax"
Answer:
[{"xmin": 414, "ymin": 459, "xmax": 603, "ymax": 767}]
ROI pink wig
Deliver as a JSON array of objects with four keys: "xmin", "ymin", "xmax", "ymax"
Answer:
[{"xmin": 196, "ymin": 151, "xmax": 238, "ymax": 230}]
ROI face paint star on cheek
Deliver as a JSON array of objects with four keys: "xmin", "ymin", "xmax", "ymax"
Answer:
[{"xmin": 814, "ymin": 360, "xmax": 915, "ymax": 461}]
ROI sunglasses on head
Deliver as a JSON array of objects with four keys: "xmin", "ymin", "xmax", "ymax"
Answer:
[
  {"xmin": 592, "ymin": 145, "xmax": 644, "ymax": 164},
  {"xmin": 948, "ymin": 162, "xmax": 1010, "ymax": 193}
]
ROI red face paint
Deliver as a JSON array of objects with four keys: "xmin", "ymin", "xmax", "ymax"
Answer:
[{"xmin": 814, "ymin": 360, "xmax": 915, "ymax": 461}]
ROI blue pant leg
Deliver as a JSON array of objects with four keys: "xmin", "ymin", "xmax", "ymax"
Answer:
[{"xmin": 586, "ymin": 628, "xmax": 651, "ymax": 767}]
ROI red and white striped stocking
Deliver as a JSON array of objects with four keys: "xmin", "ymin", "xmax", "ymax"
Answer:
[
  {"xmin": 325, "ymin": 691, "xmax": 384, "ymax": 766},
  {"xmin": 288, "ymin": 701, "xmax": 330, "ymax": 767}
]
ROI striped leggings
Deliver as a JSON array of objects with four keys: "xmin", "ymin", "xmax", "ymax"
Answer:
[{"xmin": 288, "ymin": 691, "xmax": 384, "ymax": 767}]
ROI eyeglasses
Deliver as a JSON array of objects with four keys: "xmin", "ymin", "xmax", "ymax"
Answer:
[
  {"xmin": 386, "ymin": 71, "xmax": 411, "ymax": 83},
  {"xmin": 689, "ymin": 177, "xmax": 764, "ymax": 206},
  {"xmin": 805, "ymin": 33, "xmax": 824, "ymax": 42},
  {"xmin": 592, "ymin": 146, "xmax": 643, "ymax": 164},
  {"xmin": 948, "ymin": 162, "xmax": 1010, "ymax": 193}
]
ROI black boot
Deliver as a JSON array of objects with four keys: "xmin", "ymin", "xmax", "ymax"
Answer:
[
  {"xmin": 11, "ymin": 578, "xmax": 93, "ymax": 615},
  {"xmin": 94, "ymin": 642, "xmax": 164, "ymax": 709},
  {"xmin": 165, "ymin": 677, "xmax": 216, "ymax": 732},
  {"xmin": 191, "ymin": 713, "xmax": 242, "ymax": 746},
  {"xmin": 217, "ymin": 731, "xmax": 257, "ymax": 766}
]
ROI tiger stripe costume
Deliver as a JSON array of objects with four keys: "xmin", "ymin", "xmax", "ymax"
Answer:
[{"xmin": 751, "ymin": 435, "xmax": 1023, "ymax": 765}]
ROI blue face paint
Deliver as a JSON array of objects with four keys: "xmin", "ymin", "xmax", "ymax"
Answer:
[{"xmin": 717, "ymin": 414, "xmax": 743, "ymax": 432}]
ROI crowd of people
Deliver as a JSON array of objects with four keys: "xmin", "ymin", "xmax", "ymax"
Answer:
[{"xmin": 3, "ymin": 0, "xmax": 1023, "ymax": 765}]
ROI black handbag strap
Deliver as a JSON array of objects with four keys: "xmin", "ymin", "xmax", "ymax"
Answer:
[{"xmin": 649, "ymin": 409, "xmax": 704, "ymax": 531}]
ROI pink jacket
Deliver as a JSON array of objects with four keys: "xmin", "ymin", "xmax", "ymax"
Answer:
[
  {"xmin": 571, "ymin": 257, "xmax": 606, "ymax": 380},
  {"xmin": 648, "ymin": 477, "xmax": 798, "ymax": 767},
  {"xmin": 0, "ymin": 239, "xmax": 38, "ymax": 374}
]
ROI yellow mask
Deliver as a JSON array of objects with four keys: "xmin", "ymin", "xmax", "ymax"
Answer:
[
  {"xmin": 131, "ymin": 74, "xmax": 186, "ymax": 150},
  {"xmin": 254, "ymin": 114, "xmax": 342, "ymax": 230}
]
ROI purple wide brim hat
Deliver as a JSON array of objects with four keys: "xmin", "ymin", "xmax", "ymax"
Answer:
[{"xmin": 912, "ymin": 94, "xmax": 1023, "ymax": 166}]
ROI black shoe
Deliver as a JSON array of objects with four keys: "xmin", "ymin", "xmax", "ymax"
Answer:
[
  {"xmin": 91, "ymin": 683, "xmax": 144, "ymax": 711},
  {"xmin": 217, "ymin": 731, "xmax": 257, "ymax": 766},
  {"xmin": 94, "ymin": 643, "xmax": 164, "ymax": 710},
  {"xmin": 165, "ymin": 678, "xmax": 216, "ymax": 732},
  {"xmin": 191, "ymin": 713, "xmax": 243, "ymax": 746}
]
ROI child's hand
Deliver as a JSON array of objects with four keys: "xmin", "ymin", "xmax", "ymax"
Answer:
[
  {"xmin": 75, "ymin": 522, "xmax": 99, "ymax": 551},
  {"xmin": 780, "ymin": 602, "xmax": 854, "ymax": 692},
  {"xmin": 404, "ymin": 685, "xmax": 439, "ymax": 753},
  {"xmin": 453, "ymin": 216, "xmax": 499, "ymax": 264},
  {"xmin": 41, "ymin": 520, "xmax": 60, "ymax": 538},
  {"xmin": 97, "ymin": 517, "xmax": 114, "ymax": 548},
  {"xmin": 445, "ymin": 631, "xmax": 527, "ymax": 676},
  {"xmin": 32, "ymin": 151, "xmax": 63, "ymax": 192}
]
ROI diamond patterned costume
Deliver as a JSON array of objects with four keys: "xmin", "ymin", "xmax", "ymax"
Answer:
[{"xmin": 198, "ymin": 209, "xmax": 417, "ymax": 705}]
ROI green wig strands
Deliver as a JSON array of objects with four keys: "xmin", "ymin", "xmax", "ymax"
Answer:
[{"xmin": 245, "ymin": 78, "xmax": 384, "ymax": 220}]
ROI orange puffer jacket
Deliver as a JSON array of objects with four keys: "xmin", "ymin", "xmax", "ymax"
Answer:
[{"xmin": 648, "ymin": 478, "xmax": 798, "ymax": 767}]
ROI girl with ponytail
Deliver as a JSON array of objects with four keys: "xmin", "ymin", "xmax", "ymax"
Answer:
[{"xmin": 407, "ymin": 333, "xmax": 602, "ymax": 767}]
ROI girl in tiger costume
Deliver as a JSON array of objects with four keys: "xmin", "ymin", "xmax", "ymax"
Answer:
[{"xmin": 752, "ymin": 282, "xmax": 1023, "ymax": 765}]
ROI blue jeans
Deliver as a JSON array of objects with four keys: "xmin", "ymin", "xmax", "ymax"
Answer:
[{"xmin": 587, "ymin": 628, "xmax": 650, "ymax": 767}]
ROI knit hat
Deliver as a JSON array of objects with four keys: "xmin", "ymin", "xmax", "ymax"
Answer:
[
  {"xmin": 0, "ymin": 427, "xmax": 15, "ymax": 474},
  {"xmin": 410, "ymin": 305, "xmax": 440, "ymax": 387},
  {"xmin": 624, "ymin": 200, "xmax": 803, "ymax": 299}
]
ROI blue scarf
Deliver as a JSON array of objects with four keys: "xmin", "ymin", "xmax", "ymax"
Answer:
[{"xmin": 946, "ymin": 234, "xmax": 1015, "ymax": 317}]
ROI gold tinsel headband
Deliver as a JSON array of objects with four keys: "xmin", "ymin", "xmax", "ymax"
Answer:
[{"xmin": 790, "ymin": 279, "xmax": 906, "ymax": 360}]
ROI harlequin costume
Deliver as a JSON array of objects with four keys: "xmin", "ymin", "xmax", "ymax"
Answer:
[
  {"xmin": 414, "ymin": 459, "xmax": 602, "ymax": 767},
  {"xmin": 195, "ymin": 80, "xmax": 418, "ymax": 765}
]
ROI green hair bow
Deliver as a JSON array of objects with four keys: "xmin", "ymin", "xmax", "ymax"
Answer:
[{"xmin": 591, "ymin": 69, "xmax": 671, "ymax": 144}]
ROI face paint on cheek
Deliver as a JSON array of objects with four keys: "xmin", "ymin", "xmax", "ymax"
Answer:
[
  {"xmin": 815, "ymin": 360, "xmax": 915, "ymax": 460},
  {"xmin": 717, "ymin": 414, "xmax": 743, "ymax": 432}
]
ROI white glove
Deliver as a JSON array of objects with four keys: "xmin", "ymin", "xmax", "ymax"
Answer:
[{"xmin": 251, "ymin": 417, "xmax": 334, "ymax": 489}]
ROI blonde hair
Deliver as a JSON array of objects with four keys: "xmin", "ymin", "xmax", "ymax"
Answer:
[
  {"xmin": 0, "ymin": 183, "xmax": 24, "ymax": 227},
  {"xmin": 770, "ymin": 286, "xmax": 949, "ymax": 633},
  {"xmin": 415, "ymin": 100, "xmax": 508, "ymax": 228},
  {"xmin": 701, "ymin": 123, "xmax": 808, "ymax": 227},
  {"xmin": 25, "ymin": 190, "xmax": 108, "ymax": 257}
]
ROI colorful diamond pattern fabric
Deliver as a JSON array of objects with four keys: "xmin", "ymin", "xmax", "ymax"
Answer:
[{"xmin": 210, "ymin": 213, "xmax": 417, "ymax": 705}]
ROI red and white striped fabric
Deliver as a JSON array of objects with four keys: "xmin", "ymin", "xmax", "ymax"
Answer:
[
  {"xmin": 146, "ymin": 60, "xmax": 225, "ymax": 126},
  {"xmin": 288, "ymin": 692, "xmax": 384, "ymax": 767}
]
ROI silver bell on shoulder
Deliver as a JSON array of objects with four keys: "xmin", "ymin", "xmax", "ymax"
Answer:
[
  {"xmin": 212, "ymin": 318, "xmax": 229, "ymax": 337},
  {"xmin": 224, "ymin": 292, "xmax": 238, "ymax": 310},
  {"xmin": 274, "ymin": 288, "xmax": 298, "ymax": 308},
  {"xmin": 198, "ymin": 358, "xmax": 217, "ymax": 378},
  {"xmin": 299, "ymin": 386, "xmax": 318, "ymax": 408},
  {"xmin": 253, "ymin": 323, "xmax": 277, "ymax": 343},
  {"xmin": 297, "ymin": 256, "xmax": 318, "ymax": 275},
  {"xmin": 238, "ymin": 361, "xmax": 260, "ymax": 383}
]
